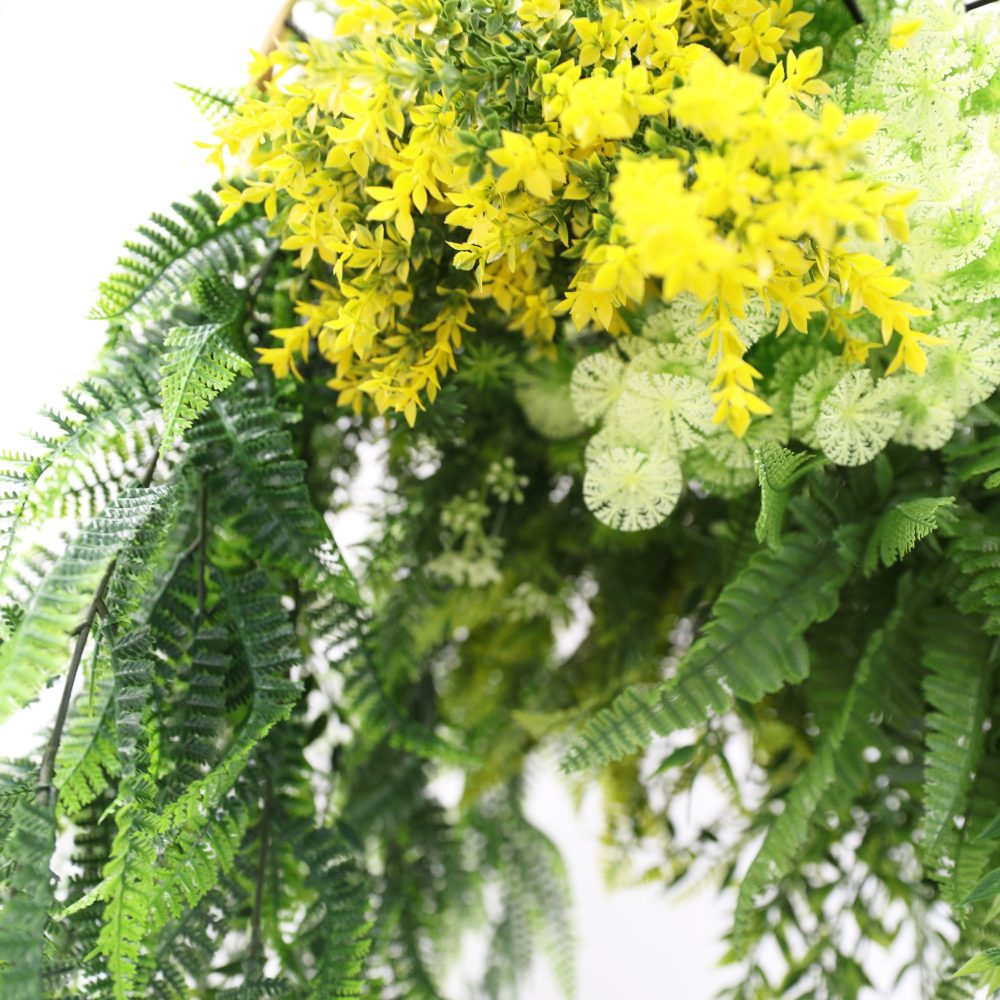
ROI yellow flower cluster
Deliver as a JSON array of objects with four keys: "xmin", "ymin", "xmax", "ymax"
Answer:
[{"xmin": 210, "ymin": 0, "xmax": 928, "ymax": 435}]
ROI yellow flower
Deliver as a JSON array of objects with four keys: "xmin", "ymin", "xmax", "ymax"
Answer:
[
  {"xmin": 889, "ymin": 17, "xmax": 923, "ymax": 50},
  {"xmin": 366, "ymin": 178, "xmax": 417, "ymax": 242},
  {"xmin": 489, "ymin": 132, "xmax": 567, "ymax": 200}
]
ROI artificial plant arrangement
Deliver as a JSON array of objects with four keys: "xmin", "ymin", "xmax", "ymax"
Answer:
[{"xmin": 1, "ymin": 0, "xmax": 999, "ymax": 995}]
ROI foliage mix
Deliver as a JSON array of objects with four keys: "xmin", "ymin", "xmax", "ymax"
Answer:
[{"xmin": 2, "ymin": 0, "xmax": 1000, "ymax": 997}]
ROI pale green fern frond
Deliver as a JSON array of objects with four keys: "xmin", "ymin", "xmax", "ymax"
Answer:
[
  {"xmin": 176, "ymin": 82, "xmax": 238, "ymax": 123},
  {"xmin": 0, "ymin": 486, "xmax": 170, "ymax": 722},
  {"xmin": 753, "ymin": 442, "xmax": 824, "ymax": 547},
  {"xmin": 55, "ymin": 675, "xmax": 119, "ymax": 816},
  {"xmin": 91, "ymin": 191, "xmax": 266, "ymax": 324},
  {"xmin": 862, "ymin": 496, "xmax": 955, "ymax": 576}
]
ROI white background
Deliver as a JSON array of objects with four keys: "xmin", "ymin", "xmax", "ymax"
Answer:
[{"xmin": 0, "ymin": 2, "xmax": 740, "ymax": 997}]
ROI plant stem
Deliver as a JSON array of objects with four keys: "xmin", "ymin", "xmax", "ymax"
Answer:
[
  {"xmin": 842, "ymin": 0, "xmax": 864, "ymax": 23},
  {"xmin": 35, "ymin": 446, "xmax": 160, "ymax": 806}
]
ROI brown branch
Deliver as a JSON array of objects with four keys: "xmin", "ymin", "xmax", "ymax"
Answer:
[{"xmin": 256, "ymin": 0, "xmax": 300, "ymax": 91}]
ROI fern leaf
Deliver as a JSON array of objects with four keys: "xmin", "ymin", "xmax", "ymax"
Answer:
[
  {"xmin": 563, "ymin": 535, "xmax": 853, "ymax": 772},
  {"xmin": 148, "ymin": 801, "xmax": 251, "ymax": 938},
  {"xmin": 91, "ymin": 191, "xmax": 266, "ymax": 323},
  {"xmin": 176, "ymin": 82, "xmax": 238, "ymax": 122},
  {"xmin": 0, "ymin": 486, "xmax": 170, "ymax": 722},
  {"xmin": 66, "ymin": 630, "xmax": 156, "ymax": 1000},
  {"xmin": 952, "ymin": 948, "xmax": 1000, "ymax": 991},
  {"xmin": 0, "ymin": 800, "xmax": 57, "ymax": 1000},
  {"xmin": 191, "ymin": 395, "xmax": 331, "ymax": 578},
  {"xmin": 753, "ymin": 442, "xmax": 823, "ymax": 547},
  {"xmin": 862, "ymin": 496, "xmax": 955, "ymax": 576},
  {"xmin": 947, "ymin": 513, "xmax": 1000, "ymax": 635},
  {"xmin": 55, "ymin": 675, "xmax": 120, "ymax": 815},
  {"xmin": 158, "ymin": 572, "xmax": 301, "ymax": 834},
  {"xmin": 305, "ymin": 829, "xmax": 375, "ymax": 999},
  {"xmin": 734, "ymin": 596, "xmax": 908, "ymax": 951},
  {"xmin": 920, "ymin": 608, "xmax": 994, "ymax": 883},
  {"xmin": 0, "ymin": 360, "xmax": 158, "ymax": 602},
  {"xmin": 160, "ymin": 322, "xmax": 251, "ymax": 450}
]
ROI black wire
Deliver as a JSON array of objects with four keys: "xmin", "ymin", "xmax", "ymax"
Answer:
[{"xmin": 966, "ymin": 0, "xmax": 998, "ymax": 11}]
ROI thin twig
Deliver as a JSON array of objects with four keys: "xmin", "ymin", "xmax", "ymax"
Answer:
[
  {"xmin": 256, "ymin": 0, "xmax": 299, "ymax": 91},
  {"xmin": 35, "ymin": 445, "xmax": 160, "ymax": 806},
  {"xmin": 841, "ymin": 0, "xmax": 864, "ymax": 23}
]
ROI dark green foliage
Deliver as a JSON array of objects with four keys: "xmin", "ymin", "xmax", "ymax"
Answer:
[{"xmin": 562, "ymin": 534, "xmax": 852, "ymax": 771}]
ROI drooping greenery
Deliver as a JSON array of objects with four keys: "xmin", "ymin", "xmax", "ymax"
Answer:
[{"xmin": 2, "ymin": 0, "xmax": 1000, "ymax": 997}]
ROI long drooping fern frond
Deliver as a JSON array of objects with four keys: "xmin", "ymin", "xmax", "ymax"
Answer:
[
  {"xmin": 920, "ymin": 607, "xmax": 995, "ymax": 885},
  {"xmin": 157, "ymin": 571, "xmax": 301, "ymax": 834},
  {"xmin": 147, "ymin": 797, "xmax": 251, "ymax": 939},
  {"xmin": 733, "ymin": 590, "xmax": 910, "ymax": 949},
  {"xmin": 0, "ymin": 800, "xmax": 57, "ymax": 1000},
  {"xmin": 0, "ymin": 359, "xmax": 159, "ymax": 602},
  {"xmin": 91, "ymin": 192, "xmax": 267, "ymax": 325},
  {"xmin": 159, "ymin": 275, "xmax": 251, "ymax": 451},
  {"xmin": 300, "ymin": 827, "xmax": 375, "ymax": 999},
  {"xmin": 190, "ymin": 393, "xmax": 330, "ymax": 577},
  {"xmin": 562, "ymin": 534, "xmax": 853, "ymax": 772},
  {"xmin": 0, "ymin": 485, "xmax": 170, "ymax": 722},
  {"xmin": 82, "ymin": 629, "xmax": 157, "ymax": 1000}
]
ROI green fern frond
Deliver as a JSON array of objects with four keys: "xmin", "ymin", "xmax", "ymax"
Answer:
[
  {"xmin": 176, "ymin": 82, "xmax": 238, "ymax": 122},
  {"xmin": 947, "ymin": 425, "xmax": 1000, "ymax": 490},
  {"xmin": 920, "ymin": 608, "xmax": 994, "ymax": 884},
  {"xmin": 0, "ymin": 486, "xmax": 170, "ymax": 722},
  {"xmin": 55, "ymin": 674, "xmax": 119, "ymax": 815},
  {"xmin": 191, "ymin": 394, "xmax": 331, "ymax": 577},
  {"xmin": 947, "ymin": 513, "xmax": 1000, "ymax": 635},
  {"xmin": 158, "ymin": 571, "xmax": 301, "ymax": 834},
  {"xmin": 952, "ymin": 948, "xmax": 1000, "ymax": 992},
  {"xmin": 862, "ymin": 496, "xmax": 955, "ymax": 576},
  {"xmin": 753, "ymin": 442, "xmax": 824, "ymax": 547},
  {"xmin": 0, "ymin": 359, "xmax": 158, "ymax": 601},
  {"xmin": 734, "ymin": 594, "xmax": 909, "ymax": 951},
  {"xmin": 160, "ymin": 277, "xmax": 251, "ymax": 451},
  {"xmin": 91, "ymin": 191, "xmax": 266, "ymax": 323},
  {"xmin": 563, "ymin": 535, "xmax": 853, "ymax": 772},
  {"xmin": 304, "ymin": 828, "xmax": 375, "ymax": 999},
  {"xmin": 65, "ymin": 630, "xmax": 156, "ymax": 1000},
  {"xmin": 0, "ymin": 800, "xmax": 57, "ymax": 1000},
  {"xmin": 148, "ymin": 801, "xmax": 251, "ymax": 939}
]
